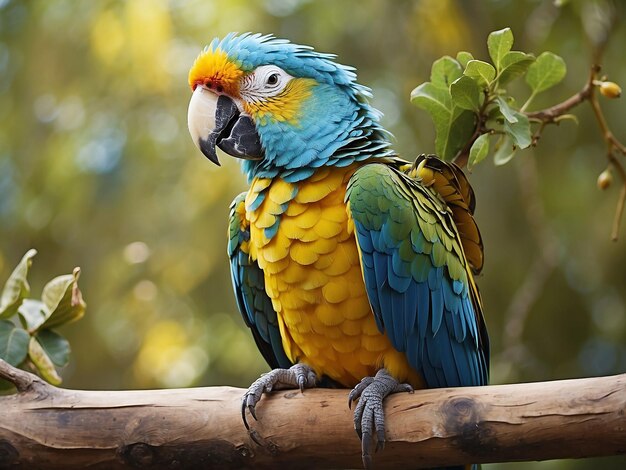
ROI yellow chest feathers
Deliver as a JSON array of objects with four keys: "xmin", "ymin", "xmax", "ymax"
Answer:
[{"xmin": 243, "ymin": 166, "xmax": 421, "ymax": 388}]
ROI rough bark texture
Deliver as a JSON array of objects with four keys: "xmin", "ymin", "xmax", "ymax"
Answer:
[{"xmin": 0, "ymin": 366, "xmax": 625, "ymax": 469}]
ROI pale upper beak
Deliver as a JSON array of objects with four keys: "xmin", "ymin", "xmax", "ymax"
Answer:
[{"xmin": 187, "ymin": 87, "xmax": 263, "ymax": 165}]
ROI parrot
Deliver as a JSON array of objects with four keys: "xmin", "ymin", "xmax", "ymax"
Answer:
[{"xmin": 187, "ymin": 33, "xmax": 489, "ymax": 469}]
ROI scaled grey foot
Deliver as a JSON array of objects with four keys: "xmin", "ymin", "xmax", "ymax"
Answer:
[
  {"xmin": 241, "ymin": 363, "xmax": 318, "ymax": 429},
  {"xmin": 348, "ymin": 368, "xmax": 413, "ymax": 469}
]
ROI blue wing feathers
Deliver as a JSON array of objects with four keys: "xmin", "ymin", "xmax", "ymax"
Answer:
[
  {"xmin": 347, "ymin": 163, "xmax": 489, "ymax": 389},
  {"xmin": 430, "ymin": 287, "xmax": 444, "ymax": 336},
  {"xmin": 463, "ymin": 299, "xmax": 478, "ymax": 345},
  {"xmin": 403, "ymin": 284, "xmax": 418, "ymax": 336},
  {"xmin": 370, "ymin": 230, "xmax": 383, "ymax": 251},
  {"xmin": 392, "ymin": 291, "xmax": 408, "ymax": 352},
  {"xmin": 445, "ymin": 314, "xmax": 471, "ymax": 385},
  {"xmin": 229, "ymin": 193, "xmax": 292, "ymax": 370},
  {"xmin": 389, "ymin": 254, "xmax": 412, "ymax": 292},
  {"xmin": 439, "ymin": 329, "xmax": 462, "ymax": 386},
  {"xmin": 428, "ymin": 266, "xmax": 443, "ymax": 290},
  {"xmin": 416, "ymin": 282, "xmax": 430, "ymax": 336}
]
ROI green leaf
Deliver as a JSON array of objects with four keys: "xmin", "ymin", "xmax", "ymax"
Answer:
[
  {"xmin": 450, "ymin": 76, "xmax": 481, "ymax": 111},
  {"xmin": 464, "ymin": 60, "xmax": 496, "ymax": 87},
  {"xmin": 468, "ymin": 133, "xmax": 490, "ymax": 169},
  {"xmin": 438, "ymin": 111, "xmax": 475, "ymax": 161},
  {"xmin": 498, "ymin": 51, "xmax": 535, "ymax": 85},
  {"xmin": 456, "ymin": 51, "xmax": 474, "ymax": 68},
  {"xmin": 411, "ymin": 82, "xmax": 476, "ymax": 160},
  {"xmin": 0, "ymin": 249, "xmax": 37, "ymax": 319},
  {"xmin": 0, "ymin": 320, "xmax": 30, "ymax": 366},
  {"xmin": 493, "ymin": 136, "xmax": 517, "ymax": 165},
  {"xmin": 28, "ymin": 336, "xmax": 62, "ymax": 385},
  {"xmin": 411, "ymin": 82, "xmax": 452, "ymax": 116},
  {"xmin": 36, "ymin": 329, "xmax": 70, "ymax": 367},
  {"xmin": 504, "ymin": 111, "xmax": 532, "ymax": 149},
  {"xmin": 18, "ymin": 299, "xmax": 49, "ymax": 331},
  {"xmin": 40, "ymin": 267, "xmax": 86, "ymax": 329},
  {"xmin": 525, "ymin": 51, "xmax": 567, "ymax": 93},
  {"xmin": 430, "ymin": 56, "xmax": 463, "ymax": 89},
  {"xmin": 495, "ymin": 96, "xmax": 518, "ymax": 123},
  {"xmin": 488, "ymin": 28, "xmax": 514, "ymax": 70}
]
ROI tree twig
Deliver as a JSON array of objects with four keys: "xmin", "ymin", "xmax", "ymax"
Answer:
[
  {"xmin": 607, "ymin": 152, "xmax": 626, "ymax": 240},
  {"xmin": 454, "ymin": 68, "xmax": 596, "ymax": 169},
  {"xmin": 585, "ymin": 69, "xmax": 626, "ymax": 240},
  {"xmin": 0, "ymin": 358, "xmax": 51, "ymax": 395},
  {"xmin": 456, "ymin": 63, "xmax": 626, "ymax": 240},
  {"xmin": 525, "ymin": 66, "xmax": 597, "ymax": 122}
]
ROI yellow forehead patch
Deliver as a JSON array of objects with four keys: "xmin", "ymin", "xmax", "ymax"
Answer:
[
  {"xmin": 244, "ymin": 78, "xmax": 316, "ymax": 125},
  {"xmin": 188, "ymin": 48, "xmax": 244, "ymax": 95}
]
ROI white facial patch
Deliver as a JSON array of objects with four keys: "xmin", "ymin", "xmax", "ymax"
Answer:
[{"xmin": 240, "ymin": 65, "xmax": 293, "ymax": 101}]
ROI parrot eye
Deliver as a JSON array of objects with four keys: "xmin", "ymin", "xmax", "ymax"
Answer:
[{"xmin": 241, "ymin": 65, "xmax": 293, "ymax": 100}]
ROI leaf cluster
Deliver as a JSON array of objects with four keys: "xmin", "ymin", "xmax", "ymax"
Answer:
[
  {"xmin": 411, "ymin": 28, "xmax": 567, "ymax": 167},
  {"xmin": 0, "ymin": 250, "xmax": 86, "ymax": 386}
]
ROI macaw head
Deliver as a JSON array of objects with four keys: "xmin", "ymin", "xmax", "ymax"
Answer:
[{"xmin": 187, "ymin": 33, "xmax": 392, "ymax": 182}]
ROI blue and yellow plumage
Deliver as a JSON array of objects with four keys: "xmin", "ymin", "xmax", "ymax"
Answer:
[{"xmin": 188, "ymin": 33, "xmax": 489, "ymax": 468}]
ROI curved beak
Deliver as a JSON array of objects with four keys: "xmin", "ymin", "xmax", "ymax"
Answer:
[{"xmin": 187, "ymin": 87, "xmax": 263, "ymax": 165}]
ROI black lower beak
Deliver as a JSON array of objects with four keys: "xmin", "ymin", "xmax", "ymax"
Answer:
[
  {"xmin": 219, "ymin": 114, "xmax": 263, "ymax": 161},
  {"xmin": 198, "ymin": 95, "xmax": 263, "ymax": 165}
]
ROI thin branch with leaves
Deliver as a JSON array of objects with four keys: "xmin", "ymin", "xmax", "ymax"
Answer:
[{"xmin": 411, "ymin": 27, "xmax": 625, "ymax": 239}]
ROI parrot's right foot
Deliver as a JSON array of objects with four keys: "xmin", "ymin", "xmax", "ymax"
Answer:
[
  {"xmin": 241, "ymin": 363, "xmax": 318, "ymax": 429},
  {"xmin": 348, "ymin": 369, "xmax": 413, "ymax": 469}
]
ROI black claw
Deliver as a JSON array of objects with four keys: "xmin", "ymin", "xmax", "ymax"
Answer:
[
  {"xmin": 354, "ymin": 418, "xmax": 363, "ymax": 440},
  {"xmin": 362, "ymin": 431, "xmax": 372, "ymax": 468},
  {"xmin": 249, "ymin": 404, "xmax": 258, "ymax": 421},
  {"xmin": 249, "ymin": 429, "xmax": 263, "ymax": 446},
  {"xmin": 242, "ymin": 401, "xmax": 250, "ymax": 430},
  {"xmin": 362, "ymin": 432, "xmax": 371, "ymax": 452},
  {"xmin": 348, "ymin": 397, "xmax": 352, "ymax": 410},
  {"xmin": 376, "ymin": 434, "xmax": 385, "ymax": 452}
]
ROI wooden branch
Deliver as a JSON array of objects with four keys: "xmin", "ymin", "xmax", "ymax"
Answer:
[{"xmin": 1, "ymin": 359, "xmax": 625, "ymax": 469}]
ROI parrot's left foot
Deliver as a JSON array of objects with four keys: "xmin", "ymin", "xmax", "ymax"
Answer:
[
  {"xmin": 241, "ymin": 363, "xmax": 318, "ymax": 429},
  {"xmin": 348, "ymin": 369, "xmax": 413, "ymax": 469}
]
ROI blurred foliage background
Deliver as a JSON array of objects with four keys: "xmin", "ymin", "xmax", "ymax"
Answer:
[{"xmin": 1, "ymin": 0, "xmax": 625, "ymax": 468}]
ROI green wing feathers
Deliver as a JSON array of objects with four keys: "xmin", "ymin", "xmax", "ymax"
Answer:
[
  {"xmin": 403, "ymin": 154, "xmax": 484, "ymax": 275},
  {"xmin": 347, "ymin": 162, "xmax": 489, "ymax": 388}
]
